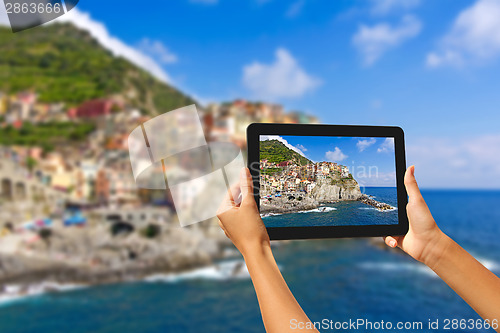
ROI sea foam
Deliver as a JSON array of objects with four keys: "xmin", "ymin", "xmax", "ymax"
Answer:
[
  {"xmin": 0, "ymin": 282, "xmax": 84, "ymax": 307},
  {"xmin": 144, "ymin": 260, "xmax": 251, "ymax": 283},
  {"xmin": 296, "ymin": 207, "xmax": 337, "ymax": 214},
  {"xmin": 261, "ymin": 212, "xmax": 282, "ymax": 218},
  {"xmin": 359, "ymin": 256, "xmax": 499, "ymax": 278}
]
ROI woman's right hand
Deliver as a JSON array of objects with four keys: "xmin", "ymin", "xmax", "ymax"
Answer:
[{"xmin": 384, "ymin": 166, "xmax": 450, "ymax": 269}]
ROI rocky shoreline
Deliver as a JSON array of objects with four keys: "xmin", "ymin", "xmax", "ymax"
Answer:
[
  {"xmin": 260, "ymin": 190, "xmax": 395, "ymax": 216},
  {"xmin": 0, "ymin": 220, "xmax": 231, "ymax": 300},
  {"xmin": 260, "ymin": 181, "xmax": 363, "ymax": 215},
  {"xmin": 260, "ymin": 195, "xmax": 318, "ymax": 215}
]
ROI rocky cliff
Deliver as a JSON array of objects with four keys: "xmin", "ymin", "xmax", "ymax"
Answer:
[
  {"xmin": 260, "ymin": 195, "xmax": 318, "ymax": 214},
  {"xmin": 260, "ymin": 179, "xmax": 362, "ymax": 215},
  {"xmin": 310, "ymin": 179, "xmax": 362, "ymax": 202}
]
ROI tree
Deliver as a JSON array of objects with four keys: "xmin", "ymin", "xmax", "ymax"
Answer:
[{"xmin": 26, "ymin": 156, "xmax": 37, "ymax": 173}]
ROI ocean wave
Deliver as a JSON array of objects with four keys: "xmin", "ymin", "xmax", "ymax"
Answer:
[
  {"xmin": 261, "ymin": 212, "xmax": 282, "ymax": 218},
  {"xmin": 296, "ymin": 207, "xmax": 337, "ymax": 214},
  {"xmin": 0, "ymin": 282, "xmax": 84, "ymax": 307},
  {"xmin": 359, "ymin": 256, "xmax": 499, "ymax": 277},
  {"xmin": 144, "ymin": 260, "xmax": 251, "ymax": 283},
  {"xmin": 358, "ymin": 262, "xmax": 435, "ymax": 277}
]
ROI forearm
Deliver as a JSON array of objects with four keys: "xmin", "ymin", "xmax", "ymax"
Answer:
[
  {"xmin": 426, "ymin": 233, "xmax": 500, "ymax": 328},
  {"xmin": 243, "ymin": 245, "xmax": 318, "ymax": 333}
]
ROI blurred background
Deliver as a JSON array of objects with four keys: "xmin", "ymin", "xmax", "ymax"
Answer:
[{"xmin": 0, "ymin": 0, "xmax": 500, "ymax": 332}]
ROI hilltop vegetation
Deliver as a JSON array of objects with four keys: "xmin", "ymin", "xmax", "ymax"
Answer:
[
  {"xmin": 0, "ymin": 121, "xmax": 96, "ymax": 152},
  {"xmin": 0, "ymin": 23, "xmax": 196, "ymax": 114},
  {"xmin": 260, "ymin": 139, "xmax": 311, "ymax": 166}
]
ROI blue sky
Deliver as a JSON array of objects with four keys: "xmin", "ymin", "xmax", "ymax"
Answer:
[
  {"xmin": 260, "ymin": 135, "xmax": 396, "ymax": 186},
  {"xmin": 2, "ymin": 0, "xmax": 500, "ymax": 188}
]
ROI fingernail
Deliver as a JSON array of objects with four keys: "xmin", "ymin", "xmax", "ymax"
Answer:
[
  {"xmin": 410, "ymin": 166, "xmax": 415, "ymax": 177},
  {"xmin": 389, "ymin": 239, "xmax": 397, "ymax": 247}
]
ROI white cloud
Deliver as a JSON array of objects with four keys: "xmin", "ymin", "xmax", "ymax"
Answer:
[
  {"xmin": 353, "ymin": 15, "xmax": 422, "ymax": 66},
  {"xmin": 426, "ymin": 50, "xmax": 464, "ymax": 67},
  {"xmin": 295, "ymin": 144, "xmax": 307, "ymax": 152},
  {"xmin": 407, "ymin": 135, "xmax": 500, "ymax": 188},
  {"xmin": 357, "ymin": 138, "xmax": 376, "ymax": 152},
  {"xmin": 325, "ymin": 147, "xmax": 348, "ymax": 162},
  {"xmin": 356, "ymin": 170, "xmax": 396, "ymax": 187},
  {"xmin": 370, "ymin": 0, "xmax": 421, "ymax": 15},
  {"xmin": 426, "ymin": 0, "xmax": 500, "ymax": 68},
  {"xmin": 54, "ymin": 9, "xmax": 172, "ymax": 83},
  {"xmin": 138, "ymin": 38, "xmax": 178, "ymax": 64},
  {"xmin": 377, "ymin": 137, "xmax": 395, "ymax": 153},
  {"xmin": 260, "ymin": 135, "xmax": 307, "ymax": 157},
  {"xmin": 242, "ymin": 48, "xmax": 321, "ymax": 100},
  {"xmin": 286, "ymin": 0, "xmax": 305, "ymax": 18}
]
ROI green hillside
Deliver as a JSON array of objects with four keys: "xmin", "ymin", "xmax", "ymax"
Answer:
[
  {"xmin": 0, "ymin": 23, "xmax": 196, "ymax": 114},
  {"xmin": 260, "ymin": 139, "xmax": 311, "ymax": 166}
]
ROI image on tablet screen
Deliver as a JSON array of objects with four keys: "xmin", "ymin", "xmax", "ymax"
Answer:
[{"xmin": 259, "ymin": 135, "xmax": 398, "ymax": 227}]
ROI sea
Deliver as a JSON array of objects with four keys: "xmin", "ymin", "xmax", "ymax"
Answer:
[
  {"xmin": 1, "ymin": 190, "xmax": 500, "ymax": 333},
  {"xmin": 263, "ymin": 187, "xmax": 399, "ymax": 227}
]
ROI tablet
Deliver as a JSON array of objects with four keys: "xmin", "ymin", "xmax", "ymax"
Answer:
[{"xmin": 247, "ymin": 123, "xmax": 408, "ymax": 240}]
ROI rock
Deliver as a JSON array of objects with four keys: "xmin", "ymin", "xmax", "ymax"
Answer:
[
  {"xmin": 0, "ymin": 216, "xmax": 224, "ymax": 288},
  {"xmin": 358, "ymin": 194, "xmax": 395, "ymax": 211},
  {"xmin": 311, "ymin": 181, "xmax": 362, "ymax": 202},
  {"xmin": 260, "ymin": 195, "xmax": 318, "ymax": 214}
]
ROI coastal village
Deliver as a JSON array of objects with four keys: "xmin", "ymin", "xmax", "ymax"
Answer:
[
  {"xmin": 260, "ymin": 159, "xmax": 351, "ymax": 196},
  {"xmin": 259, "ymin": 140, "xmax": 395, "ymax": 214},
  {"xmin": 0, "ymin": 90, "xmax": 318, "ymax": 292}
]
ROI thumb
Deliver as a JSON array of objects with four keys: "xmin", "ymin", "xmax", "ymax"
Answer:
[
  {"xmin": 240, "ymin": 167, "xmax": 254, "ymax": 199},
  {"xmin": 404, "ymin": 165, "xmax": 423, "ymax": 204},
  {"xmin": 384, "ymin": 236, "xmax": 399, "ymax": 248}
]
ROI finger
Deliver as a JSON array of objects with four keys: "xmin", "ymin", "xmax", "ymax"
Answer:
[
  {"xmin": 227, "ymin": 180, "xmax": 242, "ymax": 206},
  {"xmin": 240, "ymin": 167, "xmax": 254, "ymax": 199},
  {"xmin": 404, "ymin": 165, "xmax": 423, "ymax": 204},
  {"xmin": 384, "ymin": 236, "xmax": 398, "ymax": 248},
  {"xmin": 217, "ymin": 186, "xmax": 237, "ymax": 215}
]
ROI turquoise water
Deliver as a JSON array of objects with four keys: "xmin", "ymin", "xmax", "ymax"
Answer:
[
  {"xmin": 1, "ymin": 190, "xmax": 500, "ymax": 332},
  {"xmin": 263, "ymin": 187, "xmax": 399, "ymax": 227}
]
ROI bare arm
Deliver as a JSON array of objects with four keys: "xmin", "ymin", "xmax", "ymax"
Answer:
[
  {"xmin": 245, "ymin": 244, "xmax": 317, "ymax": 332},
  {"xmin": 385, "ymin": 166, "xmax": 500, "ymax": 331},
  {"xmin": 426, "ymin": 234, "xmax": 500, "ymax": 325},
  {"xmin": 217, "ymin": 168, "xmax": 318, "ymax": 333}
]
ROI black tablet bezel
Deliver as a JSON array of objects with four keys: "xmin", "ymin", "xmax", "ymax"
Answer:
[{"xmin": 247, "ymin": 123, "xmax": 408, "ymax": 240}]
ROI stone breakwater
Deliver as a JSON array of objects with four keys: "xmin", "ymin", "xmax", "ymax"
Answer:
[{"xmin": 358, "ymin": 195, "xmax": 396, "ymax": 211}]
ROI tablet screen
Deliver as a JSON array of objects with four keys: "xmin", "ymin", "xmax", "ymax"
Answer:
[{"xmin": 259, "ymin": 135, "xmax": 398, "ymax": 227}]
